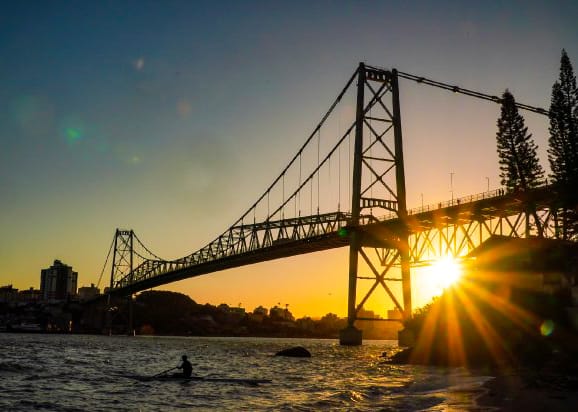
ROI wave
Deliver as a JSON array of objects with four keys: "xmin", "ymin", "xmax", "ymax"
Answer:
[{"xmin": 0, "ymin": 361, "xmax": 27, "ymax": 373}]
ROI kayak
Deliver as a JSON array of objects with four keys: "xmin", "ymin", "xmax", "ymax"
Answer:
[{"xmin": 130, "ymin": 375, "xmax": 272, "ymax": 385}]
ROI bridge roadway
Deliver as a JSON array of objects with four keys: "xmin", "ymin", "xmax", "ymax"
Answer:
[{"xmin": 112, "ymin": 185, "xmax": 554, "ymax": 296}]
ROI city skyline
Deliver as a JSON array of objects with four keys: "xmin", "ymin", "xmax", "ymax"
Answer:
[{"xmin": 1, "ymin": 1, "xmax": 578, "ymax": 318}]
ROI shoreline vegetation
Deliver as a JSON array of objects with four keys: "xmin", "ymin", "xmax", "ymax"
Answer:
[
  {"xmin": 127, "ymin": 290, "xmax": 402, "ymax": 340},
  {"xmin": 0, "ymin": 290, "xmax": 400, "ymax": 339}
]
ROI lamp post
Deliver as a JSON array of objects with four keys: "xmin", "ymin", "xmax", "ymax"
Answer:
[
  {"xmin": 420, "ymin": 193, "xmax": 424, "ymax": 209},
  {"xmin": 450, "ymin": 172, "xmax": 454, "ymax": 203},
  {"xmin": 485, "ymin": 177, "xmax": 489, "ymax": 192}
]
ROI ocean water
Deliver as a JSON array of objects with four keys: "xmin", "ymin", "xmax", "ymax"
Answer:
[{"xmin": 0, "ymin": 334, "xmax": 490, "ymax": 411}]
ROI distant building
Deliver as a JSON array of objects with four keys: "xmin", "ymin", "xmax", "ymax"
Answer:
[
  {"xmin": 357, "ymin": 307, "xmax": 381, "ymax": 320},
  {"xmin": 78, "ymin": 283, "xmax": 100, "ymax": 301},
  {"xmin": 0, "ymin": 285, "xmax": 19, "ymax": 303},
  {"xmin": 229, "ymin": 307, "xmax": 246, "ymax": 315},
  {"xmin": 249, "ymin": 306, "xmax": 268, "ymax": 322},
  {"xmin": 19, "ymin": 287, "xmax": 42, "ymax": 303},
  {"xmin": 40, "ymin": 260, "xmax": 78, "ymax": 301},
  {"xmin": 355, "ymin": 307, "xmax": 403, "ymax": 340},
  {"xmin": 269, "ymin": 305, "xmax": 294, "ymax": 321},
  {"xmin": 253, "ymin": 306, "xmax": 268, "ymax": 316},
  {"xmin": 387, "ymin": 309, "xmax": 403, "ymax": 320}
]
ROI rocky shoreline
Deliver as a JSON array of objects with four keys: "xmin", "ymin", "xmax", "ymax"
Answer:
[
  {"xmin": 385, "ymin": 343, "xmax": 578, "ymax": 410},
  {"xmin": 472, "ymin": 351, "xmax": 578, "ymax": 410},
  {"xmin": 475, "ymin": 369, "xmax": 578, "ymax": 411}
]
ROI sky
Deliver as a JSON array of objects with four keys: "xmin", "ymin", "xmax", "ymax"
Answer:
[{"xmin": 1, "ymin": 1, "xmax": 577, "ymax": 318}]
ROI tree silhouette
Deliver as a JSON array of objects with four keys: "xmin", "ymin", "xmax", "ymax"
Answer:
[
  {"xmin": 496, "ymin": 90, "xmax": 544, "ymax": 191},
  {"xmin": 548, "ymin": 49, "xmax": 578, "ymax": 239},
  {"xmin": 496, "ymin": 90, "xmax": 544, "ymax": 236}
]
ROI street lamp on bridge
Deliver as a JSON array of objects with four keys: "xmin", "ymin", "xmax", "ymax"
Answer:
[{"xmin": 450, "ymin": 172, "xmax": 454, "ymax": 203}]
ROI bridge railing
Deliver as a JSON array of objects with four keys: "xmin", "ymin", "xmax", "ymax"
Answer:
[
  {"xmin": 408, "ymin": 188, "xmax": 503, "ymax": 216},
  {"xmin": 374, "ymin": 188, "xmax": 504, "ymax": 221}
]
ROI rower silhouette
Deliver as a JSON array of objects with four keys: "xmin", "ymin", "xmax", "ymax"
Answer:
[{"xmin": 177, "ymin": 355, "xmax": 193, "ymax": 378}]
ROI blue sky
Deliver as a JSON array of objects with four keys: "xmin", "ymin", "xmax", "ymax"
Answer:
[{"xmin": 1, "ymin": 1, "xmax": 577, "ymax": 316}]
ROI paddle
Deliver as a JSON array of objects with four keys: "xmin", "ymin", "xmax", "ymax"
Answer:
[{"xmin": 151, "ymin": 366, "xmax": 178, "ymax": 378}]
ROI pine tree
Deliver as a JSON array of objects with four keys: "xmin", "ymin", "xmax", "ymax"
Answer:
[
  {"xmin": 496, "ymin": 90, "xmax": 544, "ymax": 236},
  {"xmin": 548, "ymin": 49, "xmax": 578, "ymax": 239},
  {"xmin": 496, "ymin": 90, "xmax": 544, "ymax": 192},
  {"xmin": 548, "ymin": 49, "xmax": 578, "ymax": 187}
]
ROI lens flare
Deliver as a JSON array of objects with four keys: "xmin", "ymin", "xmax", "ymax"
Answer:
[
  {"xmin": 540, "ymin": 319, "xmax": 554, "ymax": 336},
  {"xmin": 65, "ymin": 128, "xmax": 83, "ymax": 143},
  {"xmin": 129, "ymin": 155, "xmax": 142, "ymax": 164},
  {"xmin": 428, "ymin": 256, "xmax": 462, "ymax": 290},
  {"xmin": 133, "ymin": 57, "xmax": 145, "ymax": 71}
]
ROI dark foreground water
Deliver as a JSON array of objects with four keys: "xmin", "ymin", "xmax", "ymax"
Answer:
[{"xmin": 0, "ymin": 334, "xmax": 490, "ymax": 411}]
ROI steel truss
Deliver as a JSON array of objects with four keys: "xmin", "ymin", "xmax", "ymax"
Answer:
[
  {"xmin": 352, "ymin": 186, "xmax": 561, "ymax": 327},
  {"xmin": 406, "ymin": 186, "xmax": 559, "ymax": 262},
  {"xmin": 343, "ymin": 62, "xmax": 411, "ymax": 343},
  {"xmin": 113, "ymin": 212, "xmax": 376, "ymax": 294},
  {"xmin": 110, "ymin": 229, "xmax": 134, "ymax": 287},
  {"xmin": 409, "ymin": 209, "xmax": 557, "ymax": 263}
]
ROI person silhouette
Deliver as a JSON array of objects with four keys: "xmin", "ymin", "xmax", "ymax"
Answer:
[{"xmin": 177, "ymin": 355, "xmax": 193, "ymax": 378}]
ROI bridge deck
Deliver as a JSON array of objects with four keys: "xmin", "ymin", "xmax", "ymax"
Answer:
[{"xmin": 112, "ymin": 186, "xmax": 555, "ymax": 295}]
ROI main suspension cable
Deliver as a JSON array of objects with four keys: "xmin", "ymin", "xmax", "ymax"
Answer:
[
  {"xmin": 365, "ymin": 64, "xmax": 550, "ymax": 116},
  {"xmin": 96, "ymin": 235, "xmax": 115, "ymax": 289},
  {"xmin": 234, "ymin": 67, "xmax": 359, "ymax": 226},
  {"xmin": 398, "ymin": 69, "xmax": 549, "ymax": 116},
  {"xmin": 133, "ymin": 232, "xmax": 164, "ymax": 260}
]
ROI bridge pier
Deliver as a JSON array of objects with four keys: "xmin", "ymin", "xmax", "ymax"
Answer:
[
  {"xmin": 127, "ymin": 294, "xmax": 134, "ymax": 336},
  {"xmin": 339, "ymin": 325, "xmax": 363, "ymax": 346}
]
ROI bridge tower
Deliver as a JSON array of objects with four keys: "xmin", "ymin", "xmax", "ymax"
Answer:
[
  {"xmin": 340, "ymin": 63, "xmax": 410, "ymax": 345},
  {"xmin": 107, "ymin": 229, "xmax": 135, "ymax": 335}
]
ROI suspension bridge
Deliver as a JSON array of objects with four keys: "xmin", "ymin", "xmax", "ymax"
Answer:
[{"xmin": 99, "ymin": 62, "xmax": 560, "ymax": 344}]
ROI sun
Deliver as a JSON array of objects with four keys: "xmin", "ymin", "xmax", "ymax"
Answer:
[{"xmin": 427, "ymin": 256, "xmax": 463, "ymax": 290}]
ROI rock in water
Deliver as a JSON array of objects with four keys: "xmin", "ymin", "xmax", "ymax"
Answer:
[
  {"xmin": 384, "ymin": 347, "xmax": 413, "ymax": 364},
  {"xmin": 274, "ymin": 346, "xmax": 311, "ymax": 357}
]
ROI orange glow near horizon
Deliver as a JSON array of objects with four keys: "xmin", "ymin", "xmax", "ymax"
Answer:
[{"xmin": 159, "ymin": 253, "xmax": 466, "ymax": 320}]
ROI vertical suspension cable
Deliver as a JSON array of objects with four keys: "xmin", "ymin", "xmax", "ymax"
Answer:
[
  {"xmin": 310, "ymin": 179, "xmax": 313, "ymax": 216},
  {"xmin": 317, "ymin": 129, "xmax": 320, "ymax": 214},
  {"xmin": 328, "ymin": 155, "xmax": 331, "ymax": 212},
  {"xmin": 282, "ymin": 173, "xmax": 285, "ymax": 219},
  {"xmin": 338, "ymin": 140, "xmax": 341, "ymax": 211},
  {"xmin": 338, "ymin": 106, "xmax": 342, "ymax": 212},
  {"xmin": 299, "ymin": 152, "xmax": 302, "ymax": 216},
  {"xmin": 96, "ymin": 235, "xmax": 115, "ymax": 289},
  {"xmin": 348, "ymin": 131, "xmax": 351, "ymax": 213}
]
